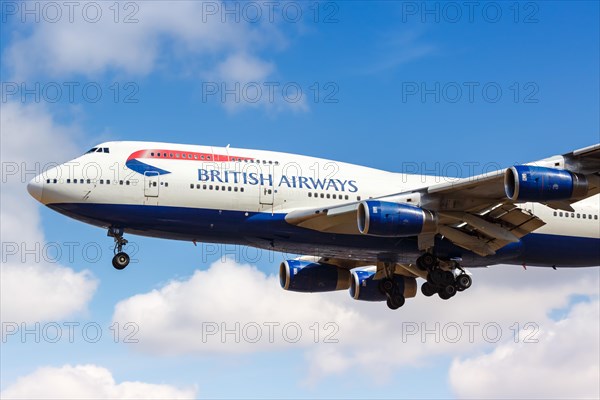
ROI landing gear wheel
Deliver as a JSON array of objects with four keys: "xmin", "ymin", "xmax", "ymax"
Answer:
[
  {"xmin": 417, "ymin": 253, "xmax": 438, "ymax": 271},
  {"xmin": 438, "ymin": 285, "xmax": 456, "ymax": 300},
  {"xmin": 428, "ymin": 269, "xmax": 445, "ymax": 285},
  {"xmin": 441, "ymin": 271, "xmax": 455, "ymax": 286},
  {"xmin": 386, "ymin": 294, "xmax": 405, "ymax": 310},
  {"xmin": 379, "ymin": 278, "xmax": 395, "ymax": 294},
  {"xmin": 112, "ymin": 252, "xmax": 130, "ymax": 270},
  {"xmin": 456, "ymin": 274, "xmax": 472, "ymax": 291},
  {"xmin": 421, "ymin": 281, "xmax": 437, "ymax": 297}
]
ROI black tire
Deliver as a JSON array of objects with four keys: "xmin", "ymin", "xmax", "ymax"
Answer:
[
  {"xmin": 379, "ymin": 278, "xmax": 395, "ymax": 294},
  {"xmin": 456, "ymin": 274, "xmax": 472, "ymax": 291},
  {"xmin": 421, "ymin": 282, "xmax": 437, "ymax": 297},
  {"xmin": 386, "ymin": 294, "xmax": 405, "ymax": 310},
  {"xmin": 418, "ymin": 253, "xmax": 438, "ymax": 270},
  {"xmin": 441, "ymin": 271, "xmax": 455, "ymax": 286},
  {"xmin": 438, "ymin": 285, "xmax": 456, "ymax": 300},
  {"xmin": 112, "ymin": 252, "xmax": 130, "ymax": 270},
  {"xmin": 428, "ymin": 269, "xmax": 444, "ymax": 285}
]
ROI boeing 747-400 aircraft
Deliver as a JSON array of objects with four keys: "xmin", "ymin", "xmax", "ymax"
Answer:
[{"xmin": 27, "ymin": 142, "xmax": 600, "ymax": 309}]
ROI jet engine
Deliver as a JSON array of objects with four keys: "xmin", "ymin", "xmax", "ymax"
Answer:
[
  {"xmin": 357, "ymin": 200, "xmax": 436, "ymax": 237},
  {"xmin": 504, "ymin": 165, "xmax": 588, "ymax": 202},
  {"xmin": 279, "ymin": 260, "xmax": 351, "ymax": 293}
]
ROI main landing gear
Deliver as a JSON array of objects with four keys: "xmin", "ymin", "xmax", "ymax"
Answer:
[
  {"xmin": 379, "ymin": 262, "xmax": 406, "ymax": 310},
  {"xmin": 108, "ymin": 227, "xmax": 130, "ymax": 270},
  {"xmin": 417, "ymin": 252, "xmax": 472, "ymax": 301}
]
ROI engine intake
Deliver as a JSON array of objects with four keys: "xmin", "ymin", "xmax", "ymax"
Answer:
[
  {"xmin": 349, "ymin": 269, "xmax": 417, "ymax": 301},
  {"xmin": 357, "ymin": 200, "xmax": 436, "ymax": 237},
  {"xmin": 279, "ymin": 260, "xmax": 351, "ymax": 293},
  {"xmin": 504, "ymin": 165, "xmax": 588, "ymax": 202}
]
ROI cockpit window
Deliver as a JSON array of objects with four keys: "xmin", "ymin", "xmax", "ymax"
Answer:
[{"xmin": 84, "ymin": 147, "xmax": 110, "ymax": 154}]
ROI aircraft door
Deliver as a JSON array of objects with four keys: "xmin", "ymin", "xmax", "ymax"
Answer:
[
  {"xmin": 259, "ymin": 163, "xmax": 275, "ymax": 206},
  {"xmin": 144, "ymin": 171, "xmax": 159, "ymax": 198}
]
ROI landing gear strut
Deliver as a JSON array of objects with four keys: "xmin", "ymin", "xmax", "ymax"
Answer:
[
  {"xmin": 417, "ymin": 253, "xmax": 472, "ymax": 300},
  {"xmin": 108, "ymin": 227, "xmax": 129, "ymax": 270},
  {"xmin": 379, "ymin": 262, "xmax": 405, "ymax": 310}
]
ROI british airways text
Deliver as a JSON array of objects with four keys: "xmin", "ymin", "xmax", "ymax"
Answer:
[{"xmin": 198, "ymin": 169, "xmax": 358, "ymax": 192}]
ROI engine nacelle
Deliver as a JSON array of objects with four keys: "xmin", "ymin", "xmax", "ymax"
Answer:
[
  {"xmin": 279, "ymin": 260, "xmax": 351, "ymax": 293},
  {"xmin": 357, "ymin": 200, "xmax": 436, "ymax": 237},
  {"xmin": 504, "ymin": 165, "xmax": 588, "ymax": 202},
  {"xmin": 349, "ymin": 269, "xmax": 417, "ymax": 302}
]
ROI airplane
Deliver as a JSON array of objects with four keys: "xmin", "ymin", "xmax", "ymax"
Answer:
[{"xmin": 27, "ymin": 141, "xmax": 600, "ymax": 310}]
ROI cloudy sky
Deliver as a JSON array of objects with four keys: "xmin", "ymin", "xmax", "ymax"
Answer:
[{"xmin": 1, "ymin": 1, "xmax": 599, "ymax": 399}]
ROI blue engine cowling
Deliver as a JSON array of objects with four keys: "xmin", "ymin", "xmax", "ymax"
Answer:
[
  {"xmin": 504, "ymin": 165, "xmax": 588, "ymax": 202},
  {"xmin": 357, "ymin": 200, "xmax": 437, "ymax": 237},
  {"xmin": 349, "ymin": 269, "xmax": 417, "ymax": 301},
  {"xmin": 279, "ymin": 260, "xmax": 351, "ymax": 293}
]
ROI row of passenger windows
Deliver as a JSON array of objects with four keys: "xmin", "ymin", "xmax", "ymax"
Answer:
[
  {"xmin": 152, "ymin": 151, "xmax": 279, "ymax": 165},
  {"xmin": 45, "ymin": 178, "xmax": 145, "ymax": 186},
  {"xmin": 308, "ymin": 192, "xmax": 360, "ymax": 201},
  {"xmin": 553, "ymin": 211, "xmax": 598, "ymax": 220},
  {"xmin": 190, "ymin": 183, "xmax": 245, "ymax": 192}
]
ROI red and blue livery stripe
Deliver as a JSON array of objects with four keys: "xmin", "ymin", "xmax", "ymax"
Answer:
[{"xmin": 125, "ymin": 149, "xmax": 254, "ymax": 175}]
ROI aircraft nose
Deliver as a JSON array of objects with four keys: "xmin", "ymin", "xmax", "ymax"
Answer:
[{"xmin": 27, "ymin": 177, "xmax": 44, "ymax": 203}]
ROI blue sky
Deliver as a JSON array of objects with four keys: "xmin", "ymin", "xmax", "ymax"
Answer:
[{"xmin": 1, "ymin": 1, "xmax": 599, "ymax": 399}]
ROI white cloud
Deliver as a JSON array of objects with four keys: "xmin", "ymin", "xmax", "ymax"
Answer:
[
  {"xmin": 3, "ymin": 2, "xmax": 303, "ymax": 112},
  {"xmin": 0, "ymin": 364, "xmax": 196, "ymax": 399},
  {"xmin": 112, "ymin": 258, "xmax": 600, "ymax": 387},
  {"xmin": 0, "ymin": 102, "xmax": 98, "ymax": 323},
  {"xmin": 113, "ymin": 258, "xmax": 368, "ymax": 354},
  {"xmin": 449, "ymin": 299, "xmax": 600, "ymax": 399},
  {"xmin": 4, "ymin": 2, "xmax": 276, "ymax": 80}
]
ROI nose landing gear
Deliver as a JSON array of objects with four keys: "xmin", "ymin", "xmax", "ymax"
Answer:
[{"xmin": 108, "ymin": 227, "xmax": 130, "ymax": 270}]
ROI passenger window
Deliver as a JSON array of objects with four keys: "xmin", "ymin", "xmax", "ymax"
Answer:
[
  {"xmin": 151, "ymin": 153, "xmax": 155, "ymax": 156},
  {"xmin": 67, "ymin": 179, "xmax": 71, "ymax": 183},
  {"xmin": 87, "ymin": 179, "xmax": 91, "ymax": 184},
  {"xmin": 209, "ymin": 185, "xmax": 213, "ymax": 190},
  {"xmin": 345, "ymin": 195, "xmax": 349, "ymax": 200},
  {"xmin": 357, "ymin": 196, "xmax": 361, "ymax": 201},
  {"xmin": 240, "ymin": 187, "xmax": 244, "ymax": 192},
  {"xmin": 190, "ymin": 184, "xmax": 194, "ymax": 189},
  {"xmin": 308, "ymin": 193, "xmax": 312, "ymax": 197},
  {"xmin": 126, "ymin": 181, "xmax": 130, "ymax": 185},
  {"xmin": 320, "ymin": 193, "xmax": 324, "ymax": 198},
  {"xmin": 164, "ymin": 182, "xmax": 168, "ymax": 187},
  {"xmin": 559, "ymin": 212, "xmax": 563, "ymax": 217},
  {"xmin": 553, "ymin": 211, "xmax": 557, "ymax": 216},
  {"xmin": 100, "ymin": 179, "xmax": 104, "ymax": 184},
  {"xmin": 119, "ymin": 180, "xmax": 124, "ymax": 185},
  {"xmin": 53, "ymin": 179, "xmax": 57, "ymax": 183},
  {"xmin": 228, "ymin": 187, "xmax": 232, "ymax": 191},
  {"xmin": 203, "ymin": 184, "xmax": 207, "ymax": 189},
  {"xmin": 583, "ymin": 214, "xmax": 586, "ymax": 219},
  {"xmin": 222, "ymin": 186, "xmax": 225, "ymax": 191}
]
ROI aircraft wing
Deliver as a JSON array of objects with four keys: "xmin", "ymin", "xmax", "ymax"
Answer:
[{"xmin": 284, "ymin": 144, "xmax": 600, "ymax": 257}]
